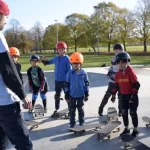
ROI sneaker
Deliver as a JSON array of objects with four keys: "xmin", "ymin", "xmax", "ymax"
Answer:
[
  {"xmin": 79, "ymin": 123, "xmax": 85, "ymax": 126},
  {"xmin": 120, "ymin": 128, "xmax": 130, "ymax": 136},
  {"xmin": 51, "ymin": 110, "xmax": 58, "ymax": 117},
  {"xmin": 131, "ymin": 130, "xmax": 139, "ymax": 138},
  {"xmin": 44, "ymin": 108, "xmax": 47, "ymax": 113}
]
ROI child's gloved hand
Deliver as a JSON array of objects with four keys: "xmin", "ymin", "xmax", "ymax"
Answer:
[
  {"xmin": 40, "ymin": 87, "xmax": 44, "ymax": 92},
  {"xmin": 129, "ymin": 93, "xmax": 137, "ymax": 103},
  {"xmin": 40, "ymin": 56, "xmax": 48, "ymax": 66},
  {"xmin": 111, "ymin": 94, "xmax": 116, "ymax": 103},
  {"xmin": 84, "ymin": 96, "xmax": 88, "ymax": 102}
]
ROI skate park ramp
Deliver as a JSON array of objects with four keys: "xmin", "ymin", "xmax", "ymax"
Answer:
[{"xmin": 7, "ymin": 67, "xmax": 150, "ymax": 150}]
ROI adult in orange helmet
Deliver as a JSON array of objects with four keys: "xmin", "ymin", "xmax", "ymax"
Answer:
[
  {"xmin": 0, "ymin": 1, "xmax": 33, "ymax": 150},
  {"xmin": 41, "ymin": 41, "xmax": 72, "ymax": 117},
  {"xmin": 65, "ymin": 52, "xmax": 89, "ymax": 129},
  {"xmin": 9, "ymin": 47, "xmax": 23, "ymax": 84}
]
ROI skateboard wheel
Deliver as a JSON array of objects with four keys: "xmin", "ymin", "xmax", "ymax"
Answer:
[
  {"xmin": 146, "ymin": 124, "xmax": 149, "ymax": 128},
  {"xmin": 43, "ymin": 114, "xmax": 44, "ymax": 116},
  {"xmin": 107, "ymin": 135, "xmax": 111, "ymax": 140},
  {"xmin": 124, "ymin": 145, "xmax": 130, "ymax": 149},
  {"xmin": 35, "ymin": 114, "xmax": 37, "ymax": 117},
  {"xmin": 117, "ymin": 127, "xmax": 120, "ymax": 132}
]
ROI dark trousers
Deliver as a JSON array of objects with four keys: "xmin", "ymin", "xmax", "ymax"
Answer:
[
  {"xmin": 69, "ymin": 97, "xmax": 84, "ymax": 126},
  {"xmin": 0, "ymin": 102, "xmax": 33, "ymax": 150},
  {"xmin": 99, "ymin": 82, "xmax": 122, "ymax": 114},
  {"xmin": 55, "ymin": 81, "xmax": 69, "ymax": 110},
  {"xmin": 122, "ymin": 94, "xmax": 138, "ymax": 128}
]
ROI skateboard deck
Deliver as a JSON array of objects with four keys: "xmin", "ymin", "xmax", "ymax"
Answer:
[
  {"xmin": 57, "ymin": 108, "xmax": 69, "ymax": 119},
  {"xmin": 34, "ymin": 104, "xmax": 44, "ymax": 117},
  {"xmin": 96, "ymin": 121, "xmax": 121, "ymax": 140},
  {"xmin": 107, "ymin": 107, "xmax": 118, "ymax": 121},
  {"xmin": 26, "ymin": 120, "xmax": 40, "ymax": 130},
  {"xmin": 120, "ymin": 134, "xmax": 150, "ymax": 149},
  {"xmin": 69, "ymin": 121, "xmax": 108, "ymax": 135},
  {"xmin": 142, "ymin": 116, "xmax": 150, "ymax": 127}
]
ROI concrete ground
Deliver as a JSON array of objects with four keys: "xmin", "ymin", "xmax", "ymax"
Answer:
[{"xmin": 7, "ymin": 67, "xmax": 150, "ymax": 150}]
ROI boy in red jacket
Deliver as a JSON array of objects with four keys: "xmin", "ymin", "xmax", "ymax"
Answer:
[{"xmin": 111, "ymin": 52, "xmax": 140, "ymax": 138}]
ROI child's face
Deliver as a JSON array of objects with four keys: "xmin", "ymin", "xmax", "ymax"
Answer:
[
  {"xmin": 72, "ymin": 63, "xmax": 81, "ymax": 70},
  {"xmin": 117, "ymin": 60, "xmax": 128, "ymax": 70},
  {"xmin": 0, "ymin": 15, "xmax": 8, "ymax": 31},
  {"xmin": 114, "ymin": 49, "xmax": 122, "ymax": 55},
  {"xmin": 11, "ymin": 56, "xmax": 19, "ymax": 63},
  {"xmin": 57, "ymin": 49, "xmax": 65, "ymax": 56},
  {"xmin": 31, "ymin": 60, "xmax": 39, "ymax": 67}
]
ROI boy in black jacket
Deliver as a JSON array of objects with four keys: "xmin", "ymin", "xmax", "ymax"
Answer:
[
  {"xmin": 27, "ymin": 54, "xmax": 48, "ymax": 112},
  {"xmin": 9, "ymin": 47, "xmax": 23, "ymax": 84}
]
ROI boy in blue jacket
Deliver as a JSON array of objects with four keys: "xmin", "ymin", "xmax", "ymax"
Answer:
[
  {"xmin": 65, "ymin": 52, "xmax": 89, "ymax": 128},
  {"xmin": 41, "ymin": 42, "xmax": 72, "ymax": 117}
]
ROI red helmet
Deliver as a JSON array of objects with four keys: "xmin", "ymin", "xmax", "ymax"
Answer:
[
  {"xmin": 56, "ymin": 42, "xmax": 67, "ymax": 49},
  {"xmin": 0, "ymin": 0, "xmax": 10, "ymax": 15}
]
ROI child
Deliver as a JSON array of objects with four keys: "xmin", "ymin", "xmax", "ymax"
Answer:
[
  {"xmin": 27, "ymin": 54, "xmax": 48, "ymax": 113},
  {"xmin": 65, "ymin": 52, "xmax": 89, "ymax": 128},
  {"xmin": 98, "ymin": 44, "xmax": 124, "ymax": 116},
  {"xmin": 41, "ymin": 42, "xmax": 72, "ymax": 117},
  {"xmin": 9, "ymin": 47, "xmax": 23, "ymax": 84},
  {"xmin": 111, "ymin": 52, "xmax": 140, "ymax": 138}
]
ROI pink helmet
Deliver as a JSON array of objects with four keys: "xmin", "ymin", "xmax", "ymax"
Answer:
[{"xmin": 0, "ymin": 0, "xmax": 10, "ymax": 15}]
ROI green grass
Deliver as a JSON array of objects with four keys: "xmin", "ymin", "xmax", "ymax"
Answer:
[{"xmin": 19, "ymin": 53, "xmax": 150, "ymax": 72}]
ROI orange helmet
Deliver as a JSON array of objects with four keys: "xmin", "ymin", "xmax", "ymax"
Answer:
[
  {"xmin": 70, "ymin": 52, "xmax": 84, "ymax": 64},
  {"xmin": 9, "ymin": 47, "xmax": 20, "ymax": 57}
]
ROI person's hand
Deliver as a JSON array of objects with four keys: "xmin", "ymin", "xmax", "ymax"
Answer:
[
  {"xmin": 84, "ymin": 96, "xmax": 88, "ymax": 102},
  {"xmin": 22, "ymin": 96, "xmax": 32, "ymax": 109},
  {"xmin": 111, "ymin": 94, "xmax": 116, "ymax": 103},
  {"xmin": 129, "ymin": 93, "xmax": 137, "ymax": 103}
]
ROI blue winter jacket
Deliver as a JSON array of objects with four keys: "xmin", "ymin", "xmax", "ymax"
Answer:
[
  {"xmin": 46, "ymin": 55, "xmax": 72, "ymax": 81},
  {"xmin": 65, "ymin": 69, "xmax": 89, "ymax": 98}
]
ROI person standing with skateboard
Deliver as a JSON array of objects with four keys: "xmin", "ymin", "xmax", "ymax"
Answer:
[
  {"xmin": 111, "ymin": 52, "xmax": 140, "ymax": 138},
  {"xmin": 65, "ymin": 52, "xmax": 89, "ymax": 128},
  {"xmin": 27, "ymin": 54, "xmax": 48, "ymax": 113},
  {"xmin": 9, "ymin": 47, "xmax": 23, "ymax": 84},
  {"xmin": 0, "ymin": 1, "xmax": 33, "ymax": 149},
  {"xmin": 98, "ymin": 44, "xmax": 124, "ymax": 116},
  {"xmin": 41, "ymin": 42, "xmax": 72, "ymax": 117}
]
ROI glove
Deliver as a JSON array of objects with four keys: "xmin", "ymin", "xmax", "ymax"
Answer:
[
  {"xmin": 65, "ymin": 92, "xmax": 70, "ymax": 102},
  {"xmin": 40, "ymin": 56, "xmax": 48, "ymax": 66},
  {"xmin": 84, "ymin": 96, "xmax": 88, "ymax": 102},
  {"xmin": 129, "ymin": 93, "xmax": 137, "ymax": 103},
  {"xmin": 84, "ymin": 91, "xmax": 89, "ymax": 102},
  {"xmin": 111, "ymin": 94, "xmax": 116, "ymax": 103}
]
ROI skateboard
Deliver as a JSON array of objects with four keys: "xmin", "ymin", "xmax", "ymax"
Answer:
[
  {"xmin": 34, "ymin": 104, "xmax": 45, "ymax": 117},
  {"xmin": 57, "ymin": 108, "xmax": 69, "ymax": 119},
  {"xmin": 142, "ymin": 116, "xmax": 150, "ymax": 127},
  {"xmin": 96, "ymin": 121, "xmax": 121, "ymax": 140},
  {"xmin": 69, "ymin": 121, "xmax": 108, "ymax": 136},
  {"xmin": 120, "ymin": 134, "xmax": 150, "ymax": 149},
  {"xmin": 107, "ymin": 107, "xmax": 118, "ymax": 121},
  {"xmin": 26, "ymin": 120, "xmax": 41, "ymax": 130}
]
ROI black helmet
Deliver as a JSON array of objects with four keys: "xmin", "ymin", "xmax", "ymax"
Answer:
[
  {"xmin": 115, "ymin": 52, "xmax": 130, "ymax": 63},
  {"xmin": 113, "ymin": 44, "xmax": 124, "ymax": 51},
  {"xmin": 30, "ymin": 54, "xmax": 40, "ymax": 61}
]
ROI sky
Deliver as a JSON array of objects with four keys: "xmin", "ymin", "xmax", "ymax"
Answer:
[{"xmin": 5, "ymin": 0, "xmax": 138, "ymax": 30}]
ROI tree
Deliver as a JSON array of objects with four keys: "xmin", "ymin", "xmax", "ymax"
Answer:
[
  {"xmin": 134, "ymin": 0, "xmax": 150, "ymax": 52},
  {"xmin": 116, "ymin": 9, "xmax": 135, "ymax": 51},
  {"xmin": 30, "ymin": 22, "xmax": 44, "ymax": 53},
  {"xmin": 65, "ymin": 13, "xmax": 89, "ymax": 51}
]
